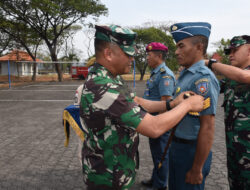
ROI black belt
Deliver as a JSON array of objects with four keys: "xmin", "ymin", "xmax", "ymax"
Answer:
[{"xmin": 173, "ymin": 136, "xmax": 196, "ymax": 144}]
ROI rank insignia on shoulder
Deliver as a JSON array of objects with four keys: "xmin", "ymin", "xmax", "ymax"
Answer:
[
  {"xmin": 203, "ymin": 97, "xmax": 211, "ymax": 109},
  {"xmin": 160, "ymin": 68, "xmax": 166, "ymax": 73},
  {"xmin": 188, "ymin": 97, "xmax": 210, "ymax": 116},
  {"xmin": 188, "ymin": 111, "xmax": 200, "ymax": 116}
]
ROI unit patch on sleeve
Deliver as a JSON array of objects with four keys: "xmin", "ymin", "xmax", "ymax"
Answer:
[
  {"xmin": 165, "ymin": 81, "xmax": 169, "ymax": 86},
  {"xmin": 195, "ymin": 78, "xmax": 209, "ymax": 95}
]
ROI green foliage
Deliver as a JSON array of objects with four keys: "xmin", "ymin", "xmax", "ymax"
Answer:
[
  {"xmin": 132, "ymin": 27, "xmax": 178, "ymax": 80},
  {"xmin": 0, "ymin": 0, "xmax": 107, "ymax": 81},
  {"xmin": 213, "ymin": 38, "xmax": 231, "ymax": 65},
  {"xmin": 0, "ymin": 32, "xmax": 12, "ymax": 55}
]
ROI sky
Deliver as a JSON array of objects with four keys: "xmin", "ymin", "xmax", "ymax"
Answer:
[{"xmin": 74, "ymin": 0, "xmax": 250, "ymax": 60}]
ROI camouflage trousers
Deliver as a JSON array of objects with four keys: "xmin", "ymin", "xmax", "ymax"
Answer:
[{"xmin": 226, "ymin": 131, "xmax": 250, "ymax": 190}]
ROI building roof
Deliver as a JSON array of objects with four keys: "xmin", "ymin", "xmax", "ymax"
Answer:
[{"xmin": 0, "ymin": 50, "xmax": 42, "ymax": 62}]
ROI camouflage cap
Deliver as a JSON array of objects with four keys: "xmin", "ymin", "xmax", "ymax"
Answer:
[
  {"xmin": 95, "ymin": 24, "xmax": 137, "ymax": 56},
  {"xmin": 224, "ymin": 35, "xmax": 250, "ymax": 55}
]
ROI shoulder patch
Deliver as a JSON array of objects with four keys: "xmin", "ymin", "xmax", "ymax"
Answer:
[
  {"xmin": 160, "ymin": 68, "xmax": 166, "ymax": 73},
  {"xmin": 164, "ymin": 81, "xmax": 169, "ymax": 86},
  {"xmin": 195, "ymin": 78, "xmax": 209, "ymax": 95}
]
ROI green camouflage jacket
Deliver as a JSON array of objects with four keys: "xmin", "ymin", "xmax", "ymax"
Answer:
[
  {"xmin": 221, "ymin": 65, "xmax": 250, "ymax": 155},
  {"xmin": 80, "ymin": 63, "xmax": 146, "ymax": 190}
]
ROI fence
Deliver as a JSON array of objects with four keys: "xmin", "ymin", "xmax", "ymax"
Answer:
[{"xmin": 0, "ymin": 61, "xmax": 86, "ymax": 88}]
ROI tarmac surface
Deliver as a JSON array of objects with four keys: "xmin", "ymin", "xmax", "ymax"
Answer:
[{"xmin": 0, "ymin": 80, "xmax": 229, "ymax": 190}]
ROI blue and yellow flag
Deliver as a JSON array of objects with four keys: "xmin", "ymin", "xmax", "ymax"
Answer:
[{"xmin": 63, "ymin": 105, "xmax": 84, "ymax": 147}]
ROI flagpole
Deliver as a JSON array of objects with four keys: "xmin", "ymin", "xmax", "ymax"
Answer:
[{"xmin": 133, "ymin": 60, "xmax": 136, "ymax": 88}]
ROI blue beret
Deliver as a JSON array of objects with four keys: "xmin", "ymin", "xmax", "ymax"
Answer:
[{"xmin": 170, "ymin": 22, "xmax": 211, "ymax": 43}]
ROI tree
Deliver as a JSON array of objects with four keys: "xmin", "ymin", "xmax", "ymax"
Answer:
[
  {"xmin": 212, "ymin": 38, "xmax": 230, "ymax": 65},
  {"xmin": 0, "ymin": 0, "xmax": 107, "ymax": 81},
  {"xmin": 132, "ymin": 27, "xmax": 178, "ymax": 80},
  {"xmin": 57, "ymin": 25, "xmax": 82, "ymax": 57},
  {"xmin": 0, "ymin": 19, "xmax": 42, "ymax": 81},
  {"xmin": 82, "ymin": 27, "xmax": 96, "ymax": 58},
  {"xmin": 142, "ymin": 20, "xmax": 175, "ymax": 35},
  {"xmin": 0, "ymin": 32, "xmax": 12, "ymax": 55},
  {"xmin": 59, "ymin": 25, "xmax": 82, "ymax": 74}
]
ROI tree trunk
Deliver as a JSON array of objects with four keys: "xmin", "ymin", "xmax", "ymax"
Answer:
[
  {"xmin": 140, "ymin": 70, "xmax": 145, "ymax": 80},
  {"xmin": 32, "ymin": 62, "xmax": 37, "ymax": 81},
  {"xmin": 69, "ymin": 64, "xmax": 72, "ymax": 74},
  {"xmin": 50, "ymin": 46, "xmax": 62, "ymax": 82},
  {"xmin": 140, "ymin": 63, "xmax": 148, "ymax": 81},
  {"xmin": 55, "ymin": 63, "xmax": 62, "ymax": 82}
]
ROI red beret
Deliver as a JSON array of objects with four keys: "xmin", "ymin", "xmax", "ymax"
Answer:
[{"xmin": 146, "ymin": 42, "xmax": 168, "ymax": 52}]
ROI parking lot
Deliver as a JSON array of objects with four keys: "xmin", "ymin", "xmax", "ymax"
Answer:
[{"xmin": 0, "ymin": 80, "xmax": 229, "ymax": 190}]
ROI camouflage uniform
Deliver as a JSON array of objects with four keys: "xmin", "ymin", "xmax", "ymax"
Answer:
[
  {"xmin": 80, "ymin": 63, "xmax": 146, "ymax": 190},
  {"xmin": 221, "ymin": 65, "xmax": 250, "ymax": 189},
  {"xmin": 222, "ymin": 35, "xmax": 250, "ymax": 190}
]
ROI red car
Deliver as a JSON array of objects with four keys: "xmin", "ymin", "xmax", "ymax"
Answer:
[{"xmin": 72, "ymin": 65, "xmax": 88, "ymax": 79}]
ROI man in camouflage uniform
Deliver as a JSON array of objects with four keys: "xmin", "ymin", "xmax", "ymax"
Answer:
[
  {"xmin": 206, "ymin": 35, "xmax": 250, "ymax": 189},
  {"xmin": 80, "ymin": 24, "xmax": 205, "ymax": 190}
]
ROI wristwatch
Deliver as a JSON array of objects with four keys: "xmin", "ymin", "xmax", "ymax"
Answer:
[
  {"xmin": 166, "ymin": 99, "xmax": 173, "ymax": 111},
  {"xmin": 208, "ymin": 59, "xmax": 217, "ymax": 70}
]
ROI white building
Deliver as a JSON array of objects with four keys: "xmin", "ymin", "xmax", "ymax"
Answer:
[{"xmin": 0, "ymin": 50, "xmax": 42, "ymax": 76}]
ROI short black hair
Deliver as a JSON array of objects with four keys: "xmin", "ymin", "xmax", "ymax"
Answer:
[
  {"xmin": 94, "ymin": 39, "xmax": 110, "ymax": 57},
  {"xmin": 190, "ymin": 35, "xmax": 208, "ymax": 55}
]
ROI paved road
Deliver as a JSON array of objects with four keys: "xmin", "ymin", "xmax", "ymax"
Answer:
[{"xmin": 0, "ymin": 80, "xmax": 229, "ymax": 190}]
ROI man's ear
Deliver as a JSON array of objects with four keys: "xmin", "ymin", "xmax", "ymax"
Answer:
[
  {"xmin": 158, "ymin": 53, "xmax": 163, "ymax": 60},
  {"xmin": 196, "ymin": 43, "xmax": 204, "ymax": 55},
  {"xmin": 103, "ymin": 47, "xmax": 112, "ymax": 62},
  {"xmin": 247, "ymin": 44, "xmax": 250, "ymax": 56}
]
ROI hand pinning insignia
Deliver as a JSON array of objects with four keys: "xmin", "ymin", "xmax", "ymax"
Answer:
[{"xmin": 188, "ymin": 97, "xmax": 211, "ymax": 116}]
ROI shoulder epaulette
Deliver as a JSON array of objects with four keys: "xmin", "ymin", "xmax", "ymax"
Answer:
[{"xmin": 160, "ymin": 67, "xmax": 166, "ymax": 73}]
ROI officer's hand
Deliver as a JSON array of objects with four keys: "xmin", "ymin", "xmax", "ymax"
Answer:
[
  {"xmin": 185, "ymin": 168, "xmax": 203, "ymax": 184},
  {"xmin": 185, "ymin": 95, "xmax": 204, "ymax": 112},
  {"xmin": 173, "ymin": 91, "xmax": 196, "ymax": 107},
  {"xmin": 133, "ymin": 96, "xmax": 141, "ymax": 105}
]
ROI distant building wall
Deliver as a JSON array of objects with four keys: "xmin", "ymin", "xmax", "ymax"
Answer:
[{"xmin": 0, "ymin": 61, "xmax": 35, "ymax": 76}]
